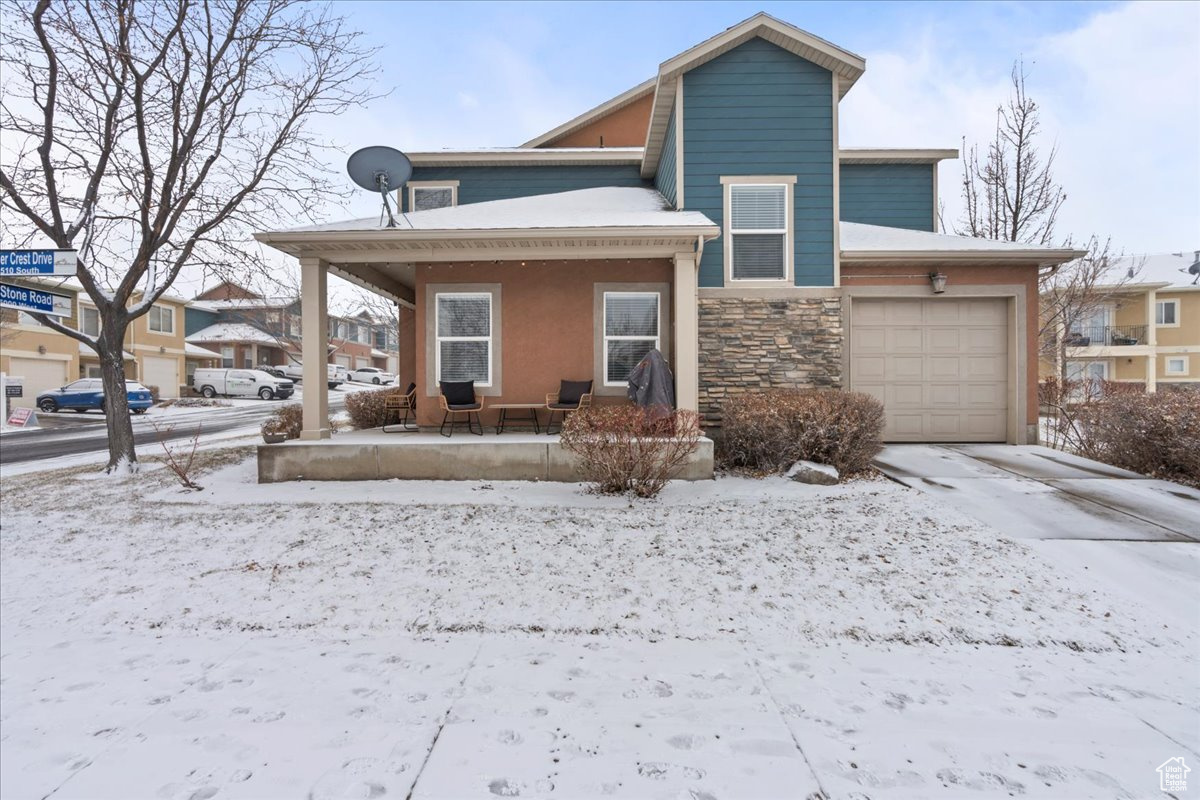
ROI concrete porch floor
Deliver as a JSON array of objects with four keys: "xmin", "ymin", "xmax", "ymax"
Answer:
[{"xmin": 257, "ymin": 429, "xmax": 715, "ymax": 483}]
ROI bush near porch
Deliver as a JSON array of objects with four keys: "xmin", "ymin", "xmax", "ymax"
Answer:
[
  {"xmin": 262, "ymin": 403, "xmax": 339, "ymax": 441},
  {"xmin": 345, "ymin": 385, "xmax": 407, "ymax": 430},
  {"xmin": 1041, "ymin": 379, "xmax": 1200, "ymax": 488},
  {"xmin": 559, "ymin": 406, "xmax": 702, "ymax": 498},
  {"xmin": 718, "ymin": 389, "xmax": 885, "ymax": 477}
]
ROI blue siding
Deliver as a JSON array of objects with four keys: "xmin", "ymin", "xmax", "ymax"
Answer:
[
  {"xmin": 840, "ymin": 163, "xmax": 935, "ymax": 232},
  {"xmin": 655, "ymin": 106, "xmax": 678, "ymax": 207},
  {"xmin": 682, "ymin": 38, "xmax": 835, "ymax": 287},
  {"xmin": 184, "ymin": 307, "xmax": 218, "ymax": 337},
  {"xmin": 400, "ymin": 165, "xmax": 649, "ymax": 212}
]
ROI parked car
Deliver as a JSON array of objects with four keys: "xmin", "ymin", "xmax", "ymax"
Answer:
[
  {"xmin": 193, "ymin": 368, "xmax": 294, "ymax": 400},
  {"xmin": 259, "ymin": 366, "xmax": 290, "ymax": 380},
  {"xmin": 36, "ymin": 379, "xmax": 153, "ymax": 414},
  {"xmin": 332, "ymin": 364, "xmax": 350, "ymax": 385},
  {"xmin": 276, "ymin": 361, "xmax": 342, "ymax": 389},
  {"xmin": 350, "ymin": 366, "xmax": 395, "ymax": 385}
]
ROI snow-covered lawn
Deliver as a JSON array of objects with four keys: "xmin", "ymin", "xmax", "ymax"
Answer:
[{"xmin": 1, "ymin": 450, "xmax": 1196, "ymax": 798}]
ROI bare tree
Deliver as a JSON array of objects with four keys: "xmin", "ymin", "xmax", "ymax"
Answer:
[
  {"xmin": 957, "ymin": 62, "xmax": 1066, "ymax": 246},
  {"xmin": 0, "ymin": 0, "xmax": 378, "ymax": 472}
]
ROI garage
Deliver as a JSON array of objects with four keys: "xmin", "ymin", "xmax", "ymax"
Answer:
[
  {"xmin": 141, "ymin": 356, "xmax": 180, "ymax": 399},
  {"xmin": 335, "ymin": 354, "xmax": 353, "ymax": 370},
  {"xmin": 8, "ymin": 357, "xmax": 69, "ymax": 410},
  {"xmin": 849, "ymin": 297, "xmax": 1009, "ymax": 442}
]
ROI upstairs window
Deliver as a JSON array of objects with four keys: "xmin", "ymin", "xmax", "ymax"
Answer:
[
  {"xmin": 603, "ymin": 292, "xmax": 660, "ymax": 386},
  {"xmin": 148, "ymin": 305, "xmax": 174, "ymax": 334},
  {"xmin": 80, "ymin": 305, "xmax": 100, "ymax": 337},
  {"xmin": 436, "ymin": 293, "xmax": 491, "ymax": 386},
  {"xmin": 410, "ymin": 183, "xmax": 458, "ymax": 212},
  {"xmin": 728, "ymin": 183, "xmax": 789, "ymax": 281},
  {"xmin": 1156, "ymin": 299, "xmax": 1179, "ymax": 326}
]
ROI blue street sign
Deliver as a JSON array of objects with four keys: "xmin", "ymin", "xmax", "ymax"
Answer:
[
  {"xmin": 0, "ymin": 282, "xmax": 72, "ymax": 317},
  {"xmin": 0, "ymin": 249, "xmax": 77, "ymax": 276}
]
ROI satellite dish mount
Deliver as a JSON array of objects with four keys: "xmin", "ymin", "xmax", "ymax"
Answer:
[{"xmin": 346, "ymin": 146, "xmax": 413, "ymax": 229}]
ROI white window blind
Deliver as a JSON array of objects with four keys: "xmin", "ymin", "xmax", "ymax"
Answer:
[
  {"xmin": 729, "ymin": 184, "xmax": 787, "ymax": 280},
  {"xmin": 604, "ymin": 292, "xmax": 659, "ymax": 385},
  {"xmin": 436, "ymin": 293, "xmax": 491, "ymax": 385},
  {"xmin": 414, "ymin": 187, "xmax": 455, "ymax": 211}
]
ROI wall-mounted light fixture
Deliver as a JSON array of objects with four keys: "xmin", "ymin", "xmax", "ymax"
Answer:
[
  {"xmin": 37, "ymin": 345, "xmax": 46, "ymax": 355},
  {"xmin": 159, "ymin": 345, "xmax": 166, "ymax": 353},
  {"xmin": 929, "ymin": 272, "xmax": 948, "ymax": 294}
]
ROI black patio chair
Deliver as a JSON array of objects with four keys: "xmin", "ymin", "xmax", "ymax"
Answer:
[{"xmin": 439, "ymin": 380, "xmax": 484, "ymax": 437}]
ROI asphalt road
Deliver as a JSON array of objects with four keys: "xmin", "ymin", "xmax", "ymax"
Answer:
[{"xmin": 1, "ymin": 394, "xmax": 349, "ymax": 466}]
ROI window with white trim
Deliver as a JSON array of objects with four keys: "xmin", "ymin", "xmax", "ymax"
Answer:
[
  {"xmin": 435, "ymin": 293, "xmax": 491, "ymax": 385},
  {"xmin": 80, "ymin": 305, "xmax": 100, "ymax": 338},
  {"xmin": 221, "ymin": 346, "xmax": 234, "ymax": 369},
  {"xmin": 1165, "ymin": 356, "xmax": 1188, "ymax": 376},
  {"xmin": 412, "ymin": 185, "xmax": 456, "ymax": 211},
  {"xmin": 148, "ymin": 304, "xmax": 174, "ymax": 334},
  {"xmin": 1156, "ymin": 299, "xmax": 1179, "ymax": 326},
  {"xmin": 603, "ymin": 292, "xmax": 660, "ymax": 386},
  {"xmin": 729, "ymin": 183, "xmax": 788, "ymax": 281}
]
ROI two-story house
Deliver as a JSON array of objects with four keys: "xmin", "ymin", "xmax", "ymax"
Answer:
[
  {"xmin": 1043, "ymin": 251, "xmax": 1200, "ymax": 392},
  {"xmin": 255, "ymin": 13, "xmax": 1082, "ymax": 443},
  {"xmin": 185, "ymin": 280, "xmax": 403, "ymax": 384}
]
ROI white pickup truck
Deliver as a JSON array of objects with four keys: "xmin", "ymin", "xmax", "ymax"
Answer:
[
  {"xmin": 194, "ymin": 368, "xmax": 295, "ymax": 400},
  {"xmin": 279, "ymin": 362, "xmax": 343, "ymax": 389}
]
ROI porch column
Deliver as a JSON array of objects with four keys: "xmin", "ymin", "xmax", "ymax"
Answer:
[
  {"xmin": 673, "ymin": 251, "xmax": 699, "ymax": 413},
  {"xmin": 300, "ymin": 257, "xmax": 331, "ymax": 440},
  {"xmin": 1146, "ymin": 288, "xmax": 1158, "ymax": 393}
]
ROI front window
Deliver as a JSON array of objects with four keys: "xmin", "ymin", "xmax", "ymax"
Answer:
[
  {"xmin": 729, "ymin": 183, "xmax": 788, "ymax": 281},
  {"xmin": 603, "ymin": 292, "xmax": 660, "ymax": 386},
  {"xmin": 436, "ymin": 293, "xmax": 491, "ymax": 385},
  {"xmin": 221, "ymin": 346, "xmax": 234, "ymax": 368},
  {"xmin": 1066, "ymin": 360, "xmax": 1109, "ymax": 401},
  {"xmin": 148, "ymin": 305, "xmax": 174, "ymax": 334},
  {"xmin": 80, "ymin": 305, "xmax": 100, "ymax": 338},
  {"xmin": 1165, "ymin": 356, "xmax": 1188, "ymax": 376},
  {"xmin": 1156, "ymin": 299, "xmax": 1179, "ymax": 326},
  {"xmin": 411, "ymin": 184, "xmax": 457, "ymax": 211}
]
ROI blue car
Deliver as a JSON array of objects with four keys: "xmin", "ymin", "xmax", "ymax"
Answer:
[{"xmin": 36, "ymin": 379, "xmax": 154, "ymax": 414}]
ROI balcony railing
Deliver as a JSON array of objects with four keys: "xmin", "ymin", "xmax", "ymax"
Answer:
[{"xmin": 1063, "ymin": 324, "xmax": 1148, "ymax": 347}]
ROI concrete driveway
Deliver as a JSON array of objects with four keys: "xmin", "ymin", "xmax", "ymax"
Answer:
[{"xmin": 874, "ymin": 444, "xmax": 1200, "ymax": 542}]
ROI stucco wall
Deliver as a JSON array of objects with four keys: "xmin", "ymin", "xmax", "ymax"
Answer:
[
  {"xmin": 413, "ymin": 259, "xmax": 673, "ymax": 427},
  {"xmin": 543, "ymin": 92, "xmax": 655, "ymax": 148},
  {"xmin": 841, "ymin": 263, "xmax": 1041, "ymax": 425}
]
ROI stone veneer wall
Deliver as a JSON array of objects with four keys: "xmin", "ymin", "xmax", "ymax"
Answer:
[{"xmin": 697, "ymin": 295, "xmax": 842, "ymax": 427}]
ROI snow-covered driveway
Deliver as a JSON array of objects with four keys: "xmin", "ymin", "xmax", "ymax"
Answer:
[{"xmin": 1, "ymin": 451, "xmax": 1196, "ymax": 798}]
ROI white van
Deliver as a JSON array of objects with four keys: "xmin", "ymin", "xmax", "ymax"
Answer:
[{"xmin": 193, "ymin": 368, "xmax": 295, "ymax": 400}]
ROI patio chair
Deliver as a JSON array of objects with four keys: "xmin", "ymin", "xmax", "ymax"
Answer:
[
  {"xmin": 439, "ymin": 380, "xmax": 485, "ymax": 437},
  {"xmin": 545, "ymin": 379, "xmax": 593, "ymax": 434},
  {"xmin": 382, "ymin": 383, "xmax": 418, "ymax": 432}
]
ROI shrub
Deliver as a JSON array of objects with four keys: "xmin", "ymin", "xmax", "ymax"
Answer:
[
  {"xmin": 345, "ymin": 386, "xmax": 407, "ymax": 429},
  {"xmin": 1075, "ymin": 389, "xmax": 1200, "ymax": 487},
  {"xmin": 718, "ymin": 389, "xmax": 885, "ymax": 477},
  {"xmin": 559, "ymin": 405, "xmax": 701, "ymax": 498},
  {"xmin": 261, "ymin": 403, "xmax": 338, "ymax": 440},
  {"xmin": 145, "ymin": 384, "xmax": 160, "ymax": 403}
]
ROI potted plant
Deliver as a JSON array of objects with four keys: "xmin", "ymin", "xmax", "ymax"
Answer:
[{"xmin": 261, "ymin": 417, "xmax": 288, "ymax": 444}]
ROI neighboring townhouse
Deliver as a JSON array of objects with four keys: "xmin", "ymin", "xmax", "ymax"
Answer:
[
  {"xmin": 1042, "ymin": 251, "xmax": 1200, "ymax": 392},
  {"xmin": 2, "ymin": 279, "xmax": 219, "ymax": 405},
  {"xmin": 184, "ymin": 280, "xmax": 403, "ymax": 382},
  {"xmin": 255, "ymin": 12, "xmax": 1084, "ymax": 443}
]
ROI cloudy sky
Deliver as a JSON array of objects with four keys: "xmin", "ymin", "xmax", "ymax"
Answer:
[{"xmin": 317, "ymin": 0, "xmax": 1197, "ymax": 259}]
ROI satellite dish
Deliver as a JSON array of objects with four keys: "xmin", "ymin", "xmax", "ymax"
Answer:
[{"xmin": 347, "ymin": 146, "xmax": 413, "ymax": 229}]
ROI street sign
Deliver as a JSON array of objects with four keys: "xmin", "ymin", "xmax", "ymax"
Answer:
[
  {"xmin": 0, "ymin": 249, "xmax": 77, "ymax": 276},
  {"xmin": 0, "ymin": 282, "xmax": 72, "ymax": 317},
  {"xmin": 6, "ymin": 406, "xmax": 35, "ymax": 428}
]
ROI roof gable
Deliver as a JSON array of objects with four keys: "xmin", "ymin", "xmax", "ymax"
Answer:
[{"xmin": 522, "ymin": 80, "xmax": 655, "ymax": 149}]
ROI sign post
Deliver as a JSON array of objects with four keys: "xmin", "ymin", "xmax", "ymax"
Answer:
[
  {"xmin": 0, "ymin": 282, "xmax": 72, "ymax": 317},
  {"xmin": 0, "ymin": 249, "xmax": 77, "ymax": 277}
]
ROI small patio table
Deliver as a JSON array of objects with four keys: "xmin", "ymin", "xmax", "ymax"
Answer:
[{"xmin": 492, "ymin": 403, "xmax": 542, "ymax": 434}]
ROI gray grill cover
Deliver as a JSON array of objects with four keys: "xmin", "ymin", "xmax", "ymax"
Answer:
[{"xmin": 626, "ymin": 348, "xmax": 674, "ymax": 418}]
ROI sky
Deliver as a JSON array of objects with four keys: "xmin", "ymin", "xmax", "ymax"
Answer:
[{"xmin": 314, "ymin": 0, "xmax": 1198, "ymax": 260}]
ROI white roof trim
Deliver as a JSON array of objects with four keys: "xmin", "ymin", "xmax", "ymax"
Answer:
[
  {"xmin": 407, "ymin": 148, "xmax": 643, "ymax": 167},
  {"xmin": 520, "ymin": 79, "xmax": 656, "ymax": 148},
  {"xmin": 839, "ymin": 221, "xmax": 1086, "ymax": 267},
  {"xmin": 839, "ymin": 148, "xmax": 959, "ymax": 164},
  {"xmin": 642, "ymin": 13, "xmax": 866, "ymax": 178}
]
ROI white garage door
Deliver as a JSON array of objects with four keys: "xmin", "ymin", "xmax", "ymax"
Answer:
[
  {"xmin": 141, "ymin": 356, "xmax": 180, "ymax": 399},
  {"xmin": 9, "ymin": 357, "xmax": 69, "ymax": 410},
  {"xmin": 850, "ymin": 297, "xmax": 1009, "ymax": 442},
  {"xmin": 335, "ymin": 354, "xmax": 353, "ymax": 369}
]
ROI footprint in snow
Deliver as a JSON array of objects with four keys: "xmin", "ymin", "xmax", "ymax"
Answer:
[
  {"xmin": 548, "ymin": 690, "xmax": 575, "ymax": 702},
  {"xmin": 488, "ymin": 778, "xmax": 522, "ymax": 796},
  {"xmin": 667, "ymin": 734, "xmax": 703, "ymax": 750},
  {"xmin": 496, "ymin": 729, "xmax": 523, "ymax": 745}
]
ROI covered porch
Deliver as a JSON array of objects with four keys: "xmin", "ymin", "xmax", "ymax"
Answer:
[{"xmin": 254, "ymin": 187, "xmax": 719, "ymax": 477}]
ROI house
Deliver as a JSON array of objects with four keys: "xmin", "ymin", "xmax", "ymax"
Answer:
[
  {"xmin": 184, "ymin": 280, "xmax": 405, "ymax": 383},
  {"xmin": 1, "ymin": 278, "xmax": 218, "ymax": 406},
  {"xmin": 254, "ymin": 12, "xmax": 1082, "ymax": 445},
  {"xmin": 1041, "ymin": 251, "xmax": 1199, "ymax": 392}
]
